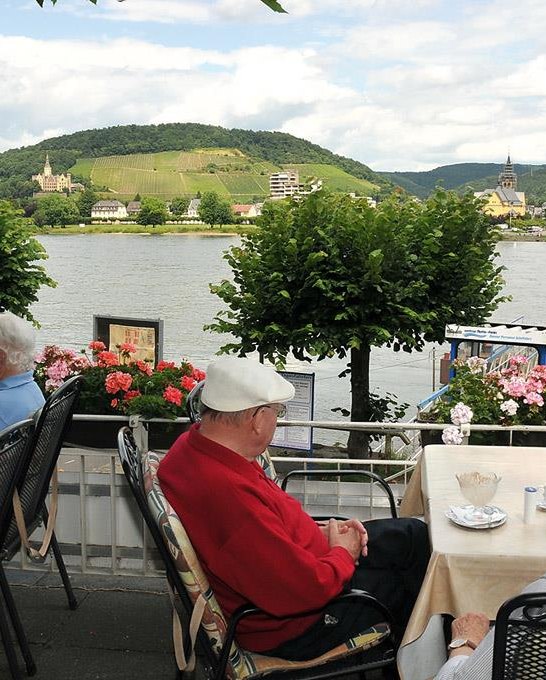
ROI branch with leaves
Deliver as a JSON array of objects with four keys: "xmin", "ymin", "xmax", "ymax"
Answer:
[{"xmin": 35, "ymin": 0, "xmax": 287, "ymax": 12}]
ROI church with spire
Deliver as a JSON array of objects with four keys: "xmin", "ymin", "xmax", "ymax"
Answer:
[
  {"xmin": 32, "ymin": 154, "xmax": 72, "ymax": 193},
  {"xmin": 474, "ymin": 154, "xmax": 526, "ymax": 218}
]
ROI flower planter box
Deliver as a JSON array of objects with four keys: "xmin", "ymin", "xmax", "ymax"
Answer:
[{"xmin": 64, "ymin": 418, "xmax": 188, "ymax": 450}]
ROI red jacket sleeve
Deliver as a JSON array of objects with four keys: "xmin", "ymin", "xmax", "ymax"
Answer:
[{"xmin": 203, "ymin": 503, "xmax": 356, "ymax": 617}]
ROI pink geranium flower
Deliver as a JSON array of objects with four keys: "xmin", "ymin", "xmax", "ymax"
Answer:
[{"xmin": 89, "ymin": 341, "xmax": 106, "ymax": 352}]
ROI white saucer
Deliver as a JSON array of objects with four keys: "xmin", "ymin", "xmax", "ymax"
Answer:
[
  {"xmin": 445, "ymin": 505, "xmax": 507, "ymax": 530},
  {"xmin": 537, "ymin": 502, "xmax": 546, "ymax": 512}
]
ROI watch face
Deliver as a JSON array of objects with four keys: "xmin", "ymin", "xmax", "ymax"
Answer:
[
  {"xmin": 449, "ymin": 639, "xmax": 467, "ymax": 649},
  {"xmin": 449, "ymin": 638, "xmax": 475, "ymax": 650}
]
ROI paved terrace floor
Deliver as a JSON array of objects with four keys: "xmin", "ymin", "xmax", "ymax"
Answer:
[
  {"xmin": 1, "ymin": 569, "xmax": 391, "ymax": 680},
  {"xmin": 2, "ymin": 568, "xmax": 176, "ymax": 680}
]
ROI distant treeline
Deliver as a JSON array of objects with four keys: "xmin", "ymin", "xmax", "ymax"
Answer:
[
  {"xmin": 0, "ymin": 122, "xmax": 391, "ymax": 200},
  {"xmin": 381, "ymin": 162, "xmax": 546, "ymax": 204}
]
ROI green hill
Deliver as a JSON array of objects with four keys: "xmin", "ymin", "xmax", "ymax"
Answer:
[
  {"xmin": 382, "ymin": 162, "xmax": 546, "ymax": 202},
  {"xmin": 0, "ymin": 122, "xmax": 389, "ymax": 201},
  {"xmin": 67, "ymin": 151, "xmax": 378, "ymax": 201}
]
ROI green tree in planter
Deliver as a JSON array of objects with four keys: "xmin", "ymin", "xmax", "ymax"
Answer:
[
  {"xmin": 0, "ymin": 200, "xmax": 56, "ymax": 322},
  {"xmin": 206, "ymin": 189, "xmax": 507, "ymax": 458},
  {"xmin": 137, "ymin": 197, "xmax": 168, "ymax": 226}
]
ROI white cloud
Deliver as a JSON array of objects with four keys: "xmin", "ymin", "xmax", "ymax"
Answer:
[{"xmin": 2, "ymin": 0, "xmax": 546, "ymax": 171}]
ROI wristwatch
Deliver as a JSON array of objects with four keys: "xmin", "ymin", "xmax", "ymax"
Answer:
[{"xmin": 448, "ymin": 638, "xmax": 477, "ymax": 650}]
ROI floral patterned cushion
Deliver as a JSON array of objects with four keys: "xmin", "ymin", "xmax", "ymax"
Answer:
[{"xmin": 143, "ymin": 451, "xmax": 391, "ymax": 679}]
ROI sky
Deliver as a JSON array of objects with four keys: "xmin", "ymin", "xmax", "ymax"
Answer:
[{"xmin": 1, "ymin": 0, "xmax": 546, "ymax": 171}]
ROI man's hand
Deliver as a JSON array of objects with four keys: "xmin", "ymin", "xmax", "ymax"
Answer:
[
  {"xmin": 326, "ymin": 518, "xmax": 362, "ymax": 562},
  {"xmin": 449, "ymin": 612, "xmax": 490, "ymax": 657},
  {"xmin": 337, "ymin": 519, "xmax": 368, "ymax": 557},
  {"xmin": 317, "ymin": 518, "xmax": 368, "ymax": 558}
]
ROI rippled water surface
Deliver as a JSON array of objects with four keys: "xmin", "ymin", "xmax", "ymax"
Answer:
[{"xmin": 32, "ymin": 235, "xmax": 546, "ymax": 424}]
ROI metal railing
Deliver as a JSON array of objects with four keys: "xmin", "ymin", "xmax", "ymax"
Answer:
[{"xmin": 9, "ymin": 414, "xmax": 546, "ymax": 578}]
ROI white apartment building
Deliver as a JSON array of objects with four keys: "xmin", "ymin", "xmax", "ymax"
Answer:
[{"xmin": 269, "ymin": 170, "xmax": 300, "ymax": 199}]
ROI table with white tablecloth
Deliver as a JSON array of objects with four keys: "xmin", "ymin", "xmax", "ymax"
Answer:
[{"xmin": 397, "ymin": 445, "xmax": 546, "ymax": 680}]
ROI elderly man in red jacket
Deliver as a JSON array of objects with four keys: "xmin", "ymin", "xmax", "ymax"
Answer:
[{"xmin": 158, "ymin": 357, "xmax": 430, "ymax": 660}]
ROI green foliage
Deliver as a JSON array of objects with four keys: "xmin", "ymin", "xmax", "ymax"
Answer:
[
  {"xmin": 0, "ymin": 200, "xmax": 56, "ymax": 322},
  {"xmin": 206, "ymin": 189, "xmax": 506, "ymax": 454},
  {"xmin": 198, "ymin": 192, "xmax": 233, "ymax": 227},
  {"xmin": 77, "ymin": 186, "xmax": 99, "ymax": 217},
  {"xmin": 33, "ymin": 193, "xmax": 80, "ymax": 227},
  {"xmin": 137, "ymin": 197, "xmax": 168, "ymax": 226},
  {"xmin": 169, "ymin": 196, "xmax": 190, "ymax": 216},
  {"xmin": 35, "ymin": 0, "xmax": 286, "ymax": 11}
]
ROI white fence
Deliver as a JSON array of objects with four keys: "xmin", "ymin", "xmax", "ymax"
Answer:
[{"xmin": 9, "ymin": 415, "xmax": 546, "ymax": 578}]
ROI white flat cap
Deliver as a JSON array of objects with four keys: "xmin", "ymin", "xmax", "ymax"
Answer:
[{"xmin": 201, "ymin": 357, "xmax": 295, "ymax": 412}]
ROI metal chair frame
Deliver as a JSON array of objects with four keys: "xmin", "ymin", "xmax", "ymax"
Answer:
[
  {"xmin": 117, "ymin": 426, "xmax": 398, "ymax": 680},
  {"xmin": 3, "ymin": 376, "xmax": 84, "ymax": 607},
  {"xmin": 0, "ymin": 420, "xmax": 37, "ymax": 680},
  {"xmin": 492, "ymin": 591, "xmax": 546, "ymax": 679}
]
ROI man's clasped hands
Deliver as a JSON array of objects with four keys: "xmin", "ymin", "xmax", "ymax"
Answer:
[{"xmin": 317, "ymin": 518, "xmax": 368, "ymax": 563}]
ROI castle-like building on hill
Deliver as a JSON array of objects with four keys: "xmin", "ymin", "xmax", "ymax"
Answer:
[
  {"xmin": 474, "ymin": 155, "xmax": 526, "ymax": 218},
  {"xmin": 32, "ymin": 154, "xmax": 72, "ymax": 193}
]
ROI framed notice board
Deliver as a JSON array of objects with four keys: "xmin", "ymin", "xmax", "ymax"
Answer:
[
  {"xmin": 271, "ymin": 371, "xmax": 315, "ymax": 452},
  {"xmin": 92, "ymin": 315, "xmax": 163, "ymax": 367}
]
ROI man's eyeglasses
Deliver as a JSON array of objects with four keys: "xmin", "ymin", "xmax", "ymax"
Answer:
[{"xmin": 252, "ymin": 404, "xmax": 287, "ymax": 419}]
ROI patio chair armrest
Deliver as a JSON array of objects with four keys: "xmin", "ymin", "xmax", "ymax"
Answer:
[
  {"xmin": 220, "ymin": 589, "xmax": 394, "ymax": 675},
  {"xmin": 281, "ymin": 469, "xmax": 398, "ymax": 518}
]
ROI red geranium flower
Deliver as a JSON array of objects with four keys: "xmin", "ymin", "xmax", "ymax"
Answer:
[
  {"xmin": 191, "ymin": 367, "xmax": 206, "ymax": 382},
  {"xmin": 105, "ymin": 371, "xmax": 133, "ymax": 394},
  {"xmin": 134, "ymin": 360, "xmax": 153, "ymax": 376},
  {"xmin": 118, "ymin": 342, "xmax": 137, "ymax": 354},
  {"xmin": 89, "ymin": 340, "xmax": 106, "ymax": 352},
  {"xmin": 157, "ymin": 360, "xmax": 176, "ymax": 372},
  {"xmin": 163, "ymin": 385, "xmax": 183, "ymax": 406},
  {"xmin": 97, "ymin": 351, "xmax": 120, "ymax": 368},
  {"xmin": 123, "ymin": 389, "xmax": 141, "ymax": 402},
  {"xmin": 181, "ymin": 375, "xmax": 197, "ymax": 391}
]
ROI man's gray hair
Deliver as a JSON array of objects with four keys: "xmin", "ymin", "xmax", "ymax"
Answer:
[
  {"xmin": 0, "ymin": 311, "xmax": 37, "ymax": 372},
  {"xmin": 200, "ymin": 405, "xmax": 252, "ymax": 425}
]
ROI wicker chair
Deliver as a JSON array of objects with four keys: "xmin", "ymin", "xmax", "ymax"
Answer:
[
  {"xmin": 492, "ymin": 591, "xmax": 546, "ymax": 679},
  {"xmin": 117, "ymin": 426, "xmax": 397, "ymax": 680},
  {"xmin": 0, "ymin": 420, "xmax": 37, "ymax": 680}
]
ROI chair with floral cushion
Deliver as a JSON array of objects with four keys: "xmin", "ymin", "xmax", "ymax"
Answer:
[{"xmin": 117, "ymin": 426, "xmax": 397, "ymax": 680}]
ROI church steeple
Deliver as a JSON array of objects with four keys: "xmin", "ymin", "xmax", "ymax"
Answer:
[
  {"xmin": 498, "ymin": 153, "xmax": 517, "ymax": 190},
  {"xmin": 43, "ymin": 154, "xmax": 52, "ymax": 177}
]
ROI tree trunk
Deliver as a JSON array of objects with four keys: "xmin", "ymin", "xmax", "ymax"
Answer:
[{"xmin": 347, "ymin": 345, "xmax": 372, "ymax": 458}]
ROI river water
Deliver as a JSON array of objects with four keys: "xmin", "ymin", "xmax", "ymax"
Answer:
[{"xmin": 31, "ymin": 235, "xmax": 546, "ymax": 431}]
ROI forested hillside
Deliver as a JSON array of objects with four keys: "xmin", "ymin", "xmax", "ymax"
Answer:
[
  {"xmin": 0, "ymin": 122, "xmax": 391, "ymax": 200},
  {"xmin": 383, "ymin": 162, "xmax": 546, "ymax": 202}
]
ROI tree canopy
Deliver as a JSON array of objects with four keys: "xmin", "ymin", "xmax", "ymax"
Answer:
[
  {"xmin": 33, "ymin": 194, "xmax": 80, "ymax": 227},
  {"xmin": 35, "ymin": 0, "xmax": 287, "ymax": 12},
  {"xmin": 137, "ymin": 197, "xmax": 168, "ymax": 226},
  {"xmin": 0, "ymin": 200, "xmax": 56, "ymax": 323},
  {"xmin": 198, "ymin": 192, "xmax": 233, "ymax": 227},
  {"xmin": 206, "ymin": 189, "xmax": 507, "ymax": 456}
]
